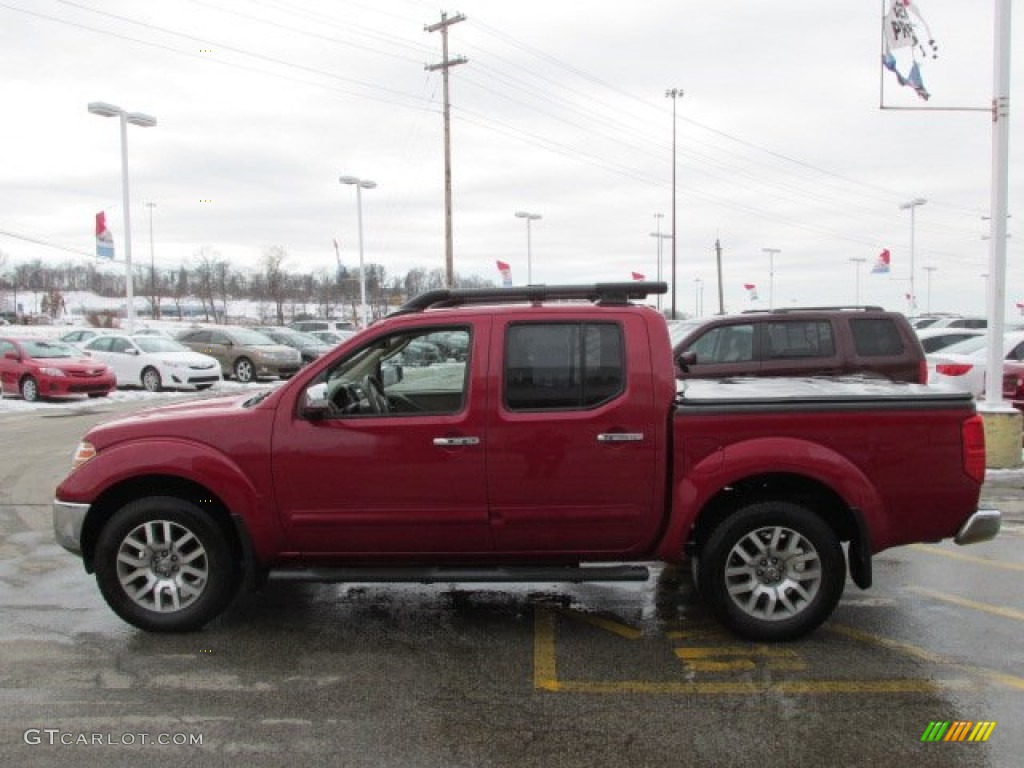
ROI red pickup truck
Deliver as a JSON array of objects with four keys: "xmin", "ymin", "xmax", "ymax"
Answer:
[{"xmin": 53, "ymin": 283, "xmax": 1000, "ymax": 641}]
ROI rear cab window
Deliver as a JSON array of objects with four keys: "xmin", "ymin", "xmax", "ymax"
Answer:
[{"xmin": 504, "ymin": 322, "xmax": 624, "ymax": 411}]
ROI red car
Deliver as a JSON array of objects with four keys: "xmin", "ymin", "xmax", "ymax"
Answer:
[{"xmin": 0, "ymin": 337, "xmax": 116, "ymax": 402}]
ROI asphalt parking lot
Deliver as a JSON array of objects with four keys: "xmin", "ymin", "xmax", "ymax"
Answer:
[{"xmin": 1, "ymin": 397, "xmax": 1022, "ymax": 767}]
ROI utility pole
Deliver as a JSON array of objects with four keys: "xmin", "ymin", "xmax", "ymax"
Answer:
[
  {"xmin": 665, "ymin": 88, "xmax": 683, "ymax": 318},
  {"xmin": 426, "ymin": 11, "xmax": 467, "ymax": 289},
  {"xmin": 714, "ymin": 238, "xmax": 724, "ymax": 315}
]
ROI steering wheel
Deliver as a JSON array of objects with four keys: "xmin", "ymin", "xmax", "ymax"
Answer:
[{"xmin": 361, "ymin": 375, "xmax": 389, "ymax": 414}]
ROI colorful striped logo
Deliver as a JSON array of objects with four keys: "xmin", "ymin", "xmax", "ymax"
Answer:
[{"xmin": 921, "ymin": 721, "xmax": 997, "ymax": 742}]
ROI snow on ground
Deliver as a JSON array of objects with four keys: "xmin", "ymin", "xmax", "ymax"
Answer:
[{"xmin": 0, "ymin": 380, "xmax": 278, "ymax": 414}]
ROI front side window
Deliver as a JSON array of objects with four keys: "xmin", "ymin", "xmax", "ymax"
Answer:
[
  {"xmin": 306, "ymin": 326, "xmax": 471, "ymax": 418},
  {"xmin": 505, "ymin": 322, "xmax": 624, "ymax": 411},
  {"xmin": 685, "ymin": 324, "xmax": 754, "ymax": 364}
]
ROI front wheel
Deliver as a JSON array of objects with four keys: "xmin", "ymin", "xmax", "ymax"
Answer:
[
  {"xmin": 233, "ymin": 357, "xmax": 255, "ymax": 383},
  {"xmin": 141, "ymin": 366, "xmax": 163, "ymax": 392},
  {"xmin": 695, "ymin": 501, "xmax": 845, "ymax": 641},
  {"xmin": 94, "ymin": 497, "xmax": 239, "ymax": 632},
  {"xmin": 20, "ymin": 376, "xmax": 40, "ymax": 402}
]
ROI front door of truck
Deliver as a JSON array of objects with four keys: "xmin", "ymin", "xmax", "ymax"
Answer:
[
  {"xmin": 486, "ymin": 314, "xmax": 662, "ymax": 554},
  {"xmin": 272, "ymin": 322, "xmax": 490, "ymax": 554}
]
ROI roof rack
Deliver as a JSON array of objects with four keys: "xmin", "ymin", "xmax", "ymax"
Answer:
[
  {"xmin": 391, "ymin": 282, "xmax": 668, "ymax": 316},
  {"xmin": 740, "ymin": 305, "xmax": 884, "ymax": 314}
]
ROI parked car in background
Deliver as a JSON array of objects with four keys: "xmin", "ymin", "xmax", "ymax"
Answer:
[
  {"xmin": 176, "ymin": 326, "xmax": 302, "ymax": 382},
  {"xmin": 1001, "ymin": 360, "xmax": 1024, "ymax": 411},
  {"xmin": 926, "ymin": 332, "xmax": 1024, "ymax": 395},
  {"xmin": 132, "ymin": 328, "xmax": 177, "ymax": 339},
  {"xmin": 671, "ymin": 306, "xmax": 926, "ymax": 383},
  {"xmin": 82, "ymin": 333, "xmax": 221, "ymax": 392},
  {"xmin": 0, "ymin": 337, "xmax": 115, "ymax": 401},
  {"xmin": 60, "ymin": 328, "xmax": 119, "ymax": 349},
  {"xmin": 309, "ymin": 330, "xmax": 355, "ymax": 346},
  {"xmin": 290, "ymin": 319, "xmax": 356, "ymax": 334},
  {"xmin": 924, "ymin": 316, "xmax": 987, "ymax": 330},
  {"xmin": 253, "ymin": 326, "xmax": 331, "ymax": 364},
  {"xmin": 914, "ymin": 327, "xmax": 985, "ymax": 354}
]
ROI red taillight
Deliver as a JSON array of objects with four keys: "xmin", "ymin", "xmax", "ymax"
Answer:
[
  {"xmin": 962, "ymin": 415, "xmax": 986, "ymax": 483},
  {"xmin": 937, "ymin": 363, "xmax": 974, "ymax": 377}
]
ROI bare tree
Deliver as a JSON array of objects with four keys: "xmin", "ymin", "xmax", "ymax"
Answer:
[{"xmin": 261, "ymin": 245, "xmax": 289, "ymax": 325}]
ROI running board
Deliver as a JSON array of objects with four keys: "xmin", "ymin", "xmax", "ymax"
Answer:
[{"xmin": 268, "ymin": 565, "xmax": 651, "ymax": 584}]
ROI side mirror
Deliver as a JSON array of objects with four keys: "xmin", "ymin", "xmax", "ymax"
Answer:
[
  {"xmin": 382, "ymin": 363, "xmax": 403, "ymax": 387},
  {"xmin": 676, "ymin": 350, "xmax": 696, "ymax": 373},
  {"xmin": 3, "ymin": 351, "xmax": 19, "ymax": 361},
  {"xmin": 302, "ymin": 382, "xmax": 331, "ymax": 420}
]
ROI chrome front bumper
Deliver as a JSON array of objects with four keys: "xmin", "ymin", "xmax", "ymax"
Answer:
[
  {"xmin": 955, "ymin": 509, "xmax": 1001, "ymax": 546},
  {"xmin": 53, "ymin": 500, "xmax": 90, "ymax": 556}
]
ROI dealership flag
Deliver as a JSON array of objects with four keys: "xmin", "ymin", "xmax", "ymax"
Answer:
[
  {"xmin": 744, "ymin": 283, "xmax": 758, "ymax": 301},
  {"xmin": 631, "ymin": 272, "xmax": 645, "ymax": 281},
  {"xmin": 95, "ymin": 211, "xmax": 114, "ymax": 259},
  {"xmin": 496, "ymin": 260, "xmax": 513, "ymax": 287},
  {"xmin": 871, "ymin": 249, "xmax": 891, "ymax": 274},
  {"xmin": 882, "ymin": 0, "xmax": 938, "ymax": 101}
]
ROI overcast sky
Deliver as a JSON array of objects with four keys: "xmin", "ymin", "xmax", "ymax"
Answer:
[{"xmin": 0, "ymin": 0, "xmax": 1021, "ymax": 317}]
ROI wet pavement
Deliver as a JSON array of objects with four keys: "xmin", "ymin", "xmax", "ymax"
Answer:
[{"xmin": 1, "ymin": 402, "xmax": 1022, "ymax": 766}]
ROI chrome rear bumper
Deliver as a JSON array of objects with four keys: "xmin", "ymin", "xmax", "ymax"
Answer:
[{"xmin": 955, "ymin": 509, "xmax": 1001, "ymax": 546}]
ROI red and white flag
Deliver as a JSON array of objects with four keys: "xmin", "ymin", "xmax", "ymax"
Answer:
[
  {"xmin": 631, "ymin": 272, "xmax": 645, "ymax": 281},
  {"xmin": 744, "ymin": 283, "xmax": 758, "ymax": 301},
  {"xmin": 871, "ymin": 248, "xmax": 891, "ymax": 274},
  {"xmin": 496, "ymin": 260, "xmax": 512, "ymax": 287},
  {"xmin": 95, "ymin": 211, "xmax": 114, "ymax": 259}
]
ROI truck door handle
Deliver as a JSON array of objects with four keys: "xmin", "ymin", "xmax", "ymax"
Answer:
[
  {"xmin": 433, "ymin": 436, "xmax": 481, "ymax": 447},
  {"xmin": 597, "ymin": 432, "xmax": 645, "ymax": 443}
]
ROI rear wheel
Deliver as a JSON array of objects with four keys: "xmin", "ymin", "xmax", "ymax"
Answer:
[
  {"xmin": 20, "ymin": 376, "xmax": 40, "ymax": 402},
  {"xmin": 695, "ymin": 501, "xmax": 845, "ymax": 641},
  {"xmin": 94, "ymin": 497, "xmax": 239, "ymax": 632}
]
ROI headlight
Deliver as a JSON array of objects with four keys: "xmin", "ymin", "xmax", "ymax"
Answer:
[
  {"xmin": 71, "ymin": 441, "xmax": 96, "ymax": 469},
  {"xmin": 39, "ymin": 367, "xmax": 67, "ymax": 377}
]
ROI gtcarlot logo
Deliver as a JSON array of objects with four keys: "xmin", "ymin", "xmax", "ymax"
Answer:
[
  {"xmin": 921, "ymin": 721, "xmax": 997, "ymax": 743},
  {"xmin": 23, "ymin": 729, "xmax": 203, "ymax": 747}
]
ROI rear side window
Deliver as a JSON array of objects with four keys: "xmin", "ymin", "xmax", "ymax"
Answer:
[
  {"xmin": 850, "ymin": 318, "xmax": 905, "ymax": 357},
  {"xmin": 764, "ymin": 321, "xmax": 836, "ymax": 359},
  {"xmin": 505, "ymin": 322, "xmax": 624, "ymax": 411}
]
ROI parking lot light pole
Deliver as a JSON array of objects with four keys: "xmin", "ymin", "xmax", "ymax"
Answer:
[
  {"xmin": 514, "ymin": 211, "xmax": 541, "ymax": 284},
  {"xmin": 899, "ymin": 198, "xmax": 927, "ymax": 314},
  {"xmin": 339, "ymin": 175, "xmax": 377, "ymax": 328},
  {"xmin": 849, "ymin": 257, "xmax": 866, "ymax": 305},
  {"xmin": 88, "ymin": 101, "xmax": 157, "ymax": 334},
  {"xmin": 762, "ymin": 248, "xmax": 780, "ymax": 311}
]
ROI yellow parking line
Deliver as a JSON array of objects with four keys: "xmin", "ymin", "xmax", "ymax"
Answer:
[
  {"xmin": 533, "ymin": 607, "xmax": 560, "ymax": 691},
  {"xmin": 909, "ymin": 544, "xmax": 1024, "ymax": 571},
  {"xmin": 909, "ymin": 587, "xmax": 1024, "ymax": 623},
  {"xmin": 828, "ymin": 624, "xmax": 1024, "ymax": 691}
]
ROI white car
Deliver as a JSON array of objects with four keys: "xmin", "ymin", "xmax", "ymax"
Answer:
[
  {"xmin": 82, "ymin": 333, "xmax": 222, "ymax": 392},
  {"xmin": 926, "ymin": 331, "xmax": 1024, "ymax": 395},
  {"xmin": 915, "ymin": 327, "xmax": 985, "ymax": 354}
]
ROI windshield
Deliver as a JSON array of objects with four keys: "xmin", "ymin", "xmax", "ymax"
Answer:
[
  {"xmin": 23, "ymin": 340, "xmax": 77, "ymax": 358},
  {"xmin": 231, "ymin": 329, "xmax": 278, "ymax": 346},
  {"xmin": 135, "ymin": 337, "xmax": 188, "ymax": 354}
]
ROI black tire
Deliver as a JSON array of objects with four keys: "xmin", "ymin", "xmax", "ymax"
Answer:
[
  {"xmin": 94, "ymin": 497, "xmax": 239, "ymax": 632},
  {"xmin": 233, "ymin": 357, "xmax": 255, "ymax": 383},
  {"xmin": 20, "ymin": 375, "xmax": 40, "ymax": 402},
  {"xmin": 695, "ymin": 501, "xmax": 845, "ymax": 641},
  {"xmin": 141, "ymin": 366, "xmax": 163, "ymax": 392}
]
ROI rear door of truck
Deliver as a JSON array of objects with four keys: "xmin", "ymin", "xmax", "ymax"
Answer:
[{"xmin": 485, "ymin": 310, "xmax": 665, "ymax": 554}]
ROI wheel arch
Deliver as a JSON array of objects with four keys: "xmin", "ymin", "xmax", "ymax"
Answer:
[
  {"xmin": 687, "ymin": 472, "xmax": 873, "ymax": 589},
  {"xmin": 80, "ymin": 475, "xmax": 242, "ymax": 573}
]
